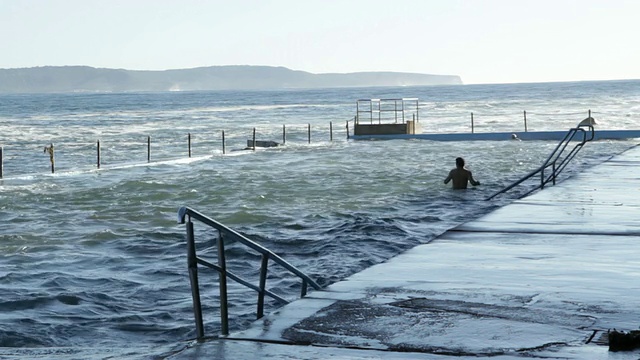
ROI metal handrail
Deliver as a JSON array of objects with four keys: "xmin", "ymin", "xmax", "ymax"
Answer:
[
  {"xmin": 355, "ymin": 98, "xmax": 419, "ymax": 125},
  {"xmin": 486, "ymin": 124, "xmax": 595, "ymax": 201},
  {"xmin": 178, "ymin": 206, "xmax": 321, "ymax": 339}
]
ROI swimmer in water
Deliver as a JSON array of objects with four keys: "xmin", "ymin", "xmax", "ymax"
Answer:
[{"xmin": 444, "ymin": 157, "xmax": 480, "ymax": 189}]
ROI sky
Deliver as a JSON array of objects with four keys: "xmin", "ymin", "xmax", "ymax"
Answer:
[{"xmin": 1, "ymin": 0, "xmax": 639, "ymax": 84}]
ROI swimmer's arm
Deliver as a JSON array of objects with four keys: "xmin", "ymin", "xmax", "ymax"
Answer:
[
  {"xmin": 444, "ymin": 171, "xmax": 452, "ymax": 184},
  {"xmin": 469, "ymin": 172, "xmax": 480, "ymax": 186}
]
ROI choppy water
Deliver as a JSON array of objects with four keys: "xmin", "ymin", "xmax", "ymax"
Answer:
[{"xmin": 1, "ymin": 80, "xmax": 639, "ymax": 358}]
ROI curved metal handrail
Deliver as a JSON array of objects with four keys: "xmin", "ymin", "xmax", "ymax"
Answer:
[
  {"xmin": 486, "ymin": 124, "xmax": 594, "ymax": 201},
  {"xmin": 178, "ymin": 206, "xmax": 321, "ymax": 339}
]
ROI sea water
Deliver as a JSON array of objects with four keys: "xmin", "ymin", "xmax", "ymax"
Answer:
[{"xmin": 0, "ymin": 80, "xmax": 639, "ymax": 358}]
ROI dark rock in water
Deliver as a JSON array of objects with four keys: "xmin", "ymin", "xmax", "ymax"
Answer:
[
  {"xmin": 247, "ymin": 140, "xmax": 279, "ymax": 148},
  {"xmin": 609, "ymin": 329, "xmax": 640, "ymax": 351}
]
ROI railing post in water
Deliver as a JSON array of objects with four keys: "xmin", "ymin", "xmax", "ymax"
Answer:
[
  {"xmin": 283, "ymin": 124, "xmax": 286, "ymax": 145},
  {"xmin": 346, "ymin": 120, "xmax": 350, "ymax": 139},
  {"xmin": 217, "ymin": 233, "xmax": 229, "ymax": 336},
  {"xmin": 308, "ymin": 123, "xmax": 311, "ymax": 144},
  {"xmin": 44, "ymin": 143, "xmax": 55, "ymax": 173},
  {"xmin": 524, "ymin": 111, "xmax": 528, "ymax": 132},
  {"xmin": 330, "ymin": 121, "xmax": 333, "ymax": 141},
  {"xmin": 411, "ymin": 114, "xmax": 416, "ymax": 133},
  {"xmin": 147, "ymin": 136, "xmax": 151, "ymax": 163},
  {"xmin": 257, "ymin": 254, "xmax": 269, "ymax": 319},
  {"xmin": 222, "ymin": 130, "xmax": 226, "ymax": 155},
  {"xmin": 97, "ymin": 140, "xmax": 101, "ymax": 169},
  {"xmin": 186, "ymin": 219, "xmax": 205, "ymax": 340},
  {"xmin": 301, "ymin": 280, "xmax": 308, "ymax": 297},
  {"xmin": 0, "ymin": 146, "xmax": 3, "ymax": 179},
  {"xmin": 588, "ymin": 109, "xmax": 591, "ymax": 118},
  {"xmin": 471, "ymin": 113, "xmax": 475, "ymax": 134},
  {"xmin": 188, "ymin": 133, "xmax": 192, "ymax": 158},
  {"xmin": 252, "ymin": 128, "xmax": 256, "ymax": 151}
]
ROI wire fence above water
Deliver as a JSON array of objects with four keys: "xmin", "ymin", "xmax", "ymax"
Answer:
[
  {"xmin": 0, "ymin": 121, "xmax": 350, "ymax": 179},
  {"xmin": 0, "ymin": 108, "xmax": 620, "ymax": 179}
]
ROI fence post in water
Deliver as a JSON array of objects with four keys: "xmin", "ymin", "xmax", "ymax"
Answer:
[
  {"xmin": 346, "ymin": 120, "xmax": 350, "ymax": 139},
  {"xmin": 524, "ymin": 111, "xmax": 528, "ymax": 132},
  {"xmin": 147, "ymin": 136, "xmax": 151, "ymax": 163},
  {"xmin": 308, "ymin": 123, "xmax": 311, "ymax": 144},
  {"xmin": 97, "ymin": 140, "xmax": 101, "ymax": 169},
  {"xmin": 252, "ymin": 128, "xmax": 256, "ymax": 151},
  {"xmin": 471, "ymin": 113, "xmax": 475, "ymax": 134},
  {"xmin": 283, "ymin": 124, "xmax": 286, "ymax": 145},
  {"xmin": 222, "ymin": 130, "xmax": 226, "ymax": 155},
  {"xmin": 188, "ymin": 133, "xmax": 192, "ymax": 158},
  {"xmin": 588, "ymin": 109, "xmax": 591, "ymax": 118},
  {"xmin": 44, "ymin": 143, "xmax": 55, "ymax": 173},
  {"xmin": 0, "ymin": 146, "xmax": 3, "ymax": 179},
  {"xmin": 330, "ymin": 121, "xmax": 333, "ymax": 141},
  {"xmin": 218, "ymin": 233, "xmax": 230, "ymax": 336}
]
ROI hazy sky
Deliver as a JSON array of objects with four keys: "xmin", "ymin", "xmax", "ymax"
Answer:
[{"xmin": 1, "ymin": 0, "xmax": 638, "ymax": 84}]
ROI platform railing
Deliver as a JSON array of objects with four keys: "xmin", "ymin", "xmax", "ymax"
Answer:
[
  {"xmin": 177, "ymin": 206, "xmax": 321, "ymax": 340},
  {"xmin": 486, "ymin": 124, "xmax": 595, "ymax": 200}
]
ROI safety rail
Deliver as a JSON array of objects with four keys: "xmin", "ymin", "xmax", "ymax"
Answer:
[
  {"xmin": 178, "ymin": 206, "xmax": 322, "ymax": 339},
  {"xmin": 486, "ymin": 124, "xmax": 595, "ymax": 201},
  {"xmin": 355, "ymin": 98, "xmax": 419, "ymax": 125}
]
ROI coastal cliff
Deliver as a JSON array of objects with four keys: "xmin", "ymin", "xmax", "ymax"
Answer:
[{"xmin": 0, "ymin": 65, "xmax": 462, "ymax": 93}]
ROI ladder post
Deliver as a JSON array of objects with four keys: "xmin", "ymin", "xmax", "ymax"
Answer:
[
  {"xmin": 186, "ymin": 220, "xmax": 205, "ymax": 340},
  {"xmin": 218, "ymin": 233, "xmax": 229, "ymax": 336},
  {"xmin": 257, "ymin": 254, "xmax": 269, "ymax": 319}
]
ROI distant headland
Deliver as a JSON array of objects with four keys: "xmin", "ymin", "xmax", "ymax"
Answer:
[{"xmin": 0, "ymin": 65, "xmax": 463, "ymax": 93}]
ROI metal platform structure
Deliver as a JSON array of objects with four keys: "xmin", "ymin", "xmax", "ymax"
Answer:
[
  {"xmin": 353, "ymin": 98, "xmax": 421, "ymax": 136},
  {"xmin": 349, "ymin": 102, "xmax": 640, "ymax": 141}
]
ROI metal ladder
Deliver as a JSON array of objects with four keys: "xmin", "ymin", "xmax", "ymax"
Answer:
[
  {"xmin": 178, "ymin": 206, "xmax": 322, "ymax": 339},
  {"xmin": 486, "ymin": 124, "xmax": 595, "ymax": 201}
]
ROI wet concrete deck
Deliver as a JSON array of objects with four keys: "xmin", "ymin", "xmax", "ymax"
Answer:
[{"xmin": 171, "ymin": 144, "xmax": 640, "ymax": 359}]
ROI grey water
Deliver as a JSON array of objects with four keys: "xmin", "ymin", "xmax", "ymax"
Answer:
[{"xmin": 1, "ymin": 80, "xmax": 639, "ymax": 358}]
